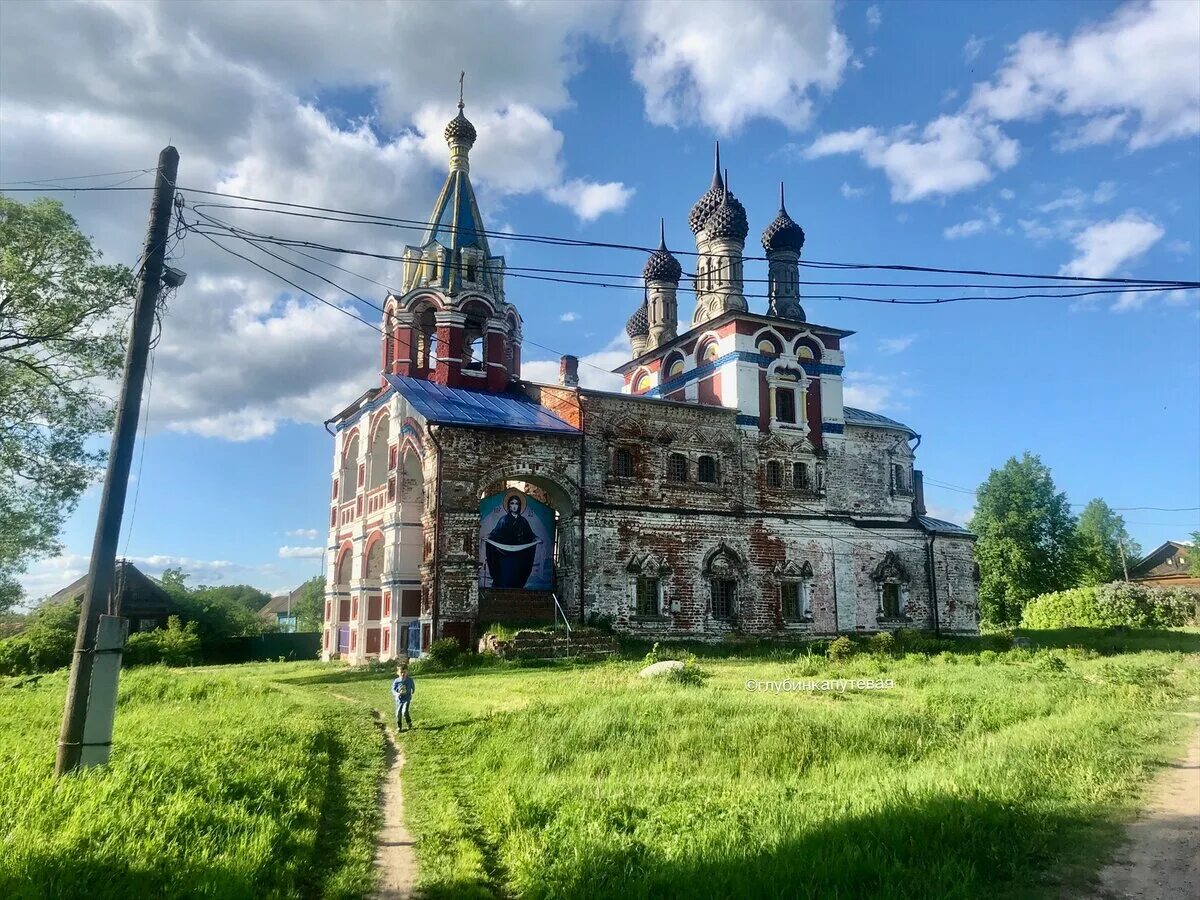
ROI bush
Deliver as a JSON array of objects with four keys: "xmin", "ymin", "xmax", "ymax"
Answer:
[
  {"xmin": 827, "ymin": 636, "xmax": 856, "ymax": 662},
  {"xmin": 1021, "ymin": 582, "xmax": 1199, "ymax": 630},
  {"xmin": 123, "ymin": 617, "xmax": 201, "ymax": 667},
  {"xmin": 0, "ymin": 626, "xmax": 75, "ymax": 676},
  {"xmin": 426, "ymin": 637, "xmax": 462, "ymax": 669},
  {"xmin": 868, "ymin": 632, "xmax": 897, "ymax": 656},
  {"xmin": 665, "ymin": 653, "xmax": 707, "ymax": 687}
]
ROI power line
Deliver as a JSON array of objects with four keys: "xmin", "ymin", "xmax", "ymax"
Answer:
[
  {"xmin": 922, "ymin": 478, "xmax": 1198, "ymax": 512},
  {"xmin": 0, "ymin": 168, "xmax": 154, "ymax": 186}
]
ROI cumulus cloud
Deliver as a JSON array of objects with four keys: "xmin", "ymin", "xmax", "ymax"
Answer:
[
  {"xmin": 963, "ymin": 35, "xmax": 987, "ymax": 64},
  {"xmin": 944, "ymin": 205, "xmax": 1001, "ymax": 239},
  {"xmin": 559, "ymin": 312, "xmax": 580, "ymax": 323},
  {"xmin": 279, "ymin": 546, "xmax": 326, "ymax": 559},
  {"xmin": 840, "ymin": 182, "xmax": 869, "ymax": 199},
  {"xmin": 866, "ymin": 5, "xmax": 882, "ymax": 29},
  {"xmin": 286, "ymin": 528, "xmax": 320, "ymax": 540},
  {"xmin": 546, "ymin": 179, "xmax": 636, "ymax": 222},
  {"xmin": 806, "ymin": 114, "xmax": 1019, "ymax": 202},
  {"xmin": 1111, "ymin": 287, "xmax": 1198, "ymax": 313},
  {"xmin": 842, "ymin": 371, "xmax": 913, "ymax": 413},
  {"xmin": 623, "ymin": 0, "xmax": 850, "ymax": 134},
  {"xmin": 1059, "ymin": 212, "xmax": 1164, "ymax": 278},
  {"xmin": 878, "ymin": 335, "xmax": 916, "ymax": 354},
  {"xmin": 522, "ymin": 332, "xmax": 630, "ymax": 392},
  {"xmin": 970, "ymin": 0, "xmax": 1200, "ymax": 150}
]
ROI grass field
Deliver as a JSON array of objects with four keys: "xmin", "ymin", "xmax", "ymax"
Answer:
[
  {"xmin": 279, "ymin": 629, "xmax": 1200, "ymax": 900},
  {"xmin": 0, "ymin": 664, "xmax": 383, "ymax": 900},
  {"xmin": 2, "ymin": 630, "xmax": 1197, "ymax": 899}
]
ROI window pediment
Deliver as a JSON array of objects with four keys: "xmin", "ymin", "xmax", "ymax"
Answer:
[
  {"xmin": 627, "ymin": 552, "xmax": 671, "ymax": 577},
  {"xmin": 774, "ymin": 559, "xmax": 814, "ymax": 578},
  {"xmin": 871, "ymin": 551, "xmax": 909, "ymax": 583}
]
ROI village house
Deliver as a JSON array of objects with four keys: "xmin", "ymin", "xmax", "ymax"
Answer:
[
  {"xmin": 1130, "ymin": 541, "xmax": 1198, "ymax": 588},
  {"xmin": 322, "ymin": 99, "xmax": 980, "ymax": 663}
]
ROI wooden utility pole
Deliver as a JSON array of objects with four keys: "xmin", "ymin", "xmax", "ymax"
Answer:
[
  {"xmin": 55, "ymin": 146, "xmax": 179, "ymax": 776},
  {"xmin": 1118, "ymin": 534, "xmax": 1131, "ymax": 582}
]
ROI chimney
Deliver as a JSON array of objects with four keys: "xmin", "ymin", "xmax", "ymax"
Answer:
[
  {"xmin": 913, "ymin": 470, "xmax": 927, "ymax": 517},
  {"xmin": 559, "ymin": 354, "xmax": 579, "ymax": 387}
]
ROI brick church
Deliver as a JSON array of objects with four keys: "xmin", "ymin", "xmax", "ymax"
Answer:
[{"xmin": 321, "ymin": 98, "xmax": 979, "ymax": 663}]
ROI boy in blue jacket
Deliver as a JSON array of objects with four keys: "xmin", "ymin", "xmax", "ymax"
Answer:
[{"xmin": 391, "ymin": 664, "xmax": 415, "ymax": 732}]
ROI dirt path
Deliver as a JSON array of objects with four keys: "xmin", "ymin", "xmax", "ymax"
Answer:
[
  {"xmin": 1088, "ymin": 712, "xmax": 1200, "ymax": 900},
  {"xmin": 330, "ymin": 693, "xmax": 418, "ymax": 898}
]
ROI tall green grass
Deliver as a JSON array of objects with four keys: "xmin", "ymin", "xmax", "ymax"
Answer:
[
  {"xmin": 297, "ymin": 632, "xmax": 1200, "ymax": 899},
  {"xmin": 0, "ymin": 664, "xmax": 383, "ymax": 900}
]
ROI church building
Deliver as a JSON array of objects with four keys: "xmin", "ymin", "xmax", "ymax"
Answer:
[{"xmin": 321, "ymin": 99, "xmax": 979, "ymax": 663}]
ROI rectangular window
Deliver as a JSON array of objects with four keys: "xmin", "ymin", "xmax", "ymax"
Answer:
[
  {"xmin": 793, "ymin": 462, "xmax": 810, "ymax": 490},
  {"xmin": 614, "ymin": 448, "xmax": 635, "ymax": 478},
  {"xmin": 766, "ymin": 461, "xmax": 783, "ymax": 488},
  {"xmin": 636, "ymin": 577, "xmax": 661, "ymax": 616},
  {"xmin": 776, "ymin": 389, "xmax": 796, "ymax": 424},
  {"xmin": 697, "ymin": 455, "xmax": 717, "ymax": 484},
  {"xmin": 882, "ymin": 583, "xmax": 902, "ymax": 618},
  {"xmin": 667, "ymin": 453, "xmax": 688, "ymax": 483},
  {"xmin": 711, "ymin": 579, "xmax": 737, "ymax": 619},
  {"xmin": 782, "ymin": 582, "xmax": 802, "ymax": 620}
]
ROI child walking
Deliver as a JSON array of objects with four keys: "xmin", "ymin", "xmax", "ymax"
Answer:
[{"xmin": 391, "ymin": 663, "xmax": 415, "ymax": 732}]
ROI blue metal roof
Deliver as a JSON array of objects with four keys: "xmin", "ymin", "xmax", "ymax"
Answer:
[
  {"xmin": 843, "ymin": 406, "xmax": 917, "ymax": 436},
  {"xmin": 383, "ymin": 375, "xmax": 579, "ymax": 435},
  {"xmin": 918, "ymin": 515, "xmax": 974, "ymax": 536}
]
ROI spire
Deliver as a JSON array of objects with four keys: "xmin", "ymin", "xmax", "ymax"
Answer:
[
  {"xmin": 644, "ymin": 219, "xmax": 682, "ymax": 283},
  {"xmin": 711, "ymin": 141, "xmax": 724, "ymax": 190},
  {"xmin": 779, "ymin": 180, "xmax": 786, "ymax": 213},
  {"xmin": 761, "ymin": 181, "xmax": 805, "ymax": 254},
  {"xmin": 659, "ymin": 217, "xmax": 667, "ymax": 249},
  {"xmin": 689, "ymin": 141, "xmax": 728, "ymax": 234}
]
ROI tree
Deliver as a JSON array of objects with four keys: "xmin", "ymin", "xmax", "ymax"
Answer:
[
  {"xmin": 191, "ymin": 584, "xmax": 272, "ymax": 614},
  {"xmin": 1073, "ymin": 498, "xmax": 1141, "ymax": 586},
  {"xmin": 1189, "ymin": 532, "xmax": 1200, "ymax": 577},
  {"xmin": 970, "ymin": 452, "xmax": 1077, "ymax": 626},
  {"xmin": 291, "ymin": 576, "xmax": 325, "ymax": 632},
  {"xmin": 0, "ymin": 196, "xmax": 133, "ymax": 611}
]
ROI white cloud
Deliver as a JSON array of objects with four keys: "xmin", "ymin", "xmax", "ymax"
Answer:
[
  {"xmin": 1166, "ymin": 239, "xmax": 1193, "ymax": 256},
  {"xmin": 945, "ymin": 205, "xmax": 1002, "ymax": 240},
  {"xmin": 522, "ymin": 332, "xmax": 629, "ymax": 392},
  {"xmin": 546, "ymin": 179, "xmax": 636, "ymax": 222},
  {"xmin": 1038, "ymin": 181, "xmax": 1117, "ymax": 213},
  {"xmin": 286, "ymin": 528, "xmax": 320, "ymax": 540},
  {"xmin": 970, "ymin": 0, "xmax": 1200, "ymax": 150},
  {"xmin": 866, "ymin": 5, "xmax": 882, "ymax": 29},
  {"xmin": 623, "ymin": 0, "xmax": 850, "ymax": 134},
  {"xmin": 842, "ymin": 371, "xmax": 912, "ymax": 412},
  {"xmin": 806, "ymin": 114, "xmax": 1019, "ymax": 202},
  {"xmin": 878, "ymin": 335, "xmax": 916, "ymax": 354},
  {"xmin": 1053, "ymin": 113, "xmax": 1129, "ymax": 151},
  {"xmin": 279, "ymin": 546, "xmax": 326, "ymax": 559},
  {"xmin": 559, "ymin": 312, "xmax": 580, "ymax": 323},
  {"xmin": 1059, "ymin": 212, "xmax": 1164, "ymax": 278},
  {"xmin": 840, "ymin": 182, "xmax": 869, "ymax": 199},
  {"xmin": 998, "ymin": 188, "xmax": 1015, "ymax": 200},
  {"xmin": 1113, "ymin": 287, "xmax": 1199, "ymax": 313},
  {"xmin": 924, "ymin": 503, "xmax": 974, "ymax": 526},
  {"xmin": 963, "ymin": 35, "xmax": 987, "ymax": 64}
]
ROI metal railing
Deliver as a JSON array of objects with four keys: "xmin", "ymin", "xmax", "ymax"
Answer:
[{"xmin": 551, "ymin": 593, "xmax": 572, "ymax": 657}]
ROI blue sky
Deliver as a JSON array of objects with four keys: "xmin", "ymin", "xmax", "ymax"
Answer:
[{"xmin": 2, "ymin": 0, "xmax": 1197, "ymax": 599}]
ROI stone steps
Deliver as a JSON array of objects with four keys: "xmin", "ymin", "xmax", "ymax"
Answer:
[{"xmin": 479, "ymin": 628, "xmax": 620, "ymax": 660}]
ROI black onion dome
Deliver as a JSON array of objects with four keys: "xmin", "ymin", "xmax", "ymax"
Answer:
[
  {"xmin": 643, "ymin": 223, "xmax": 682, "ymax": 282},
  {"xmin": 444, "ymin": 107, "xmax": 477, "ymax": 147},
  {"xmin": 705, "ymin": 186, "xmax": 749, "ymax": 242},
  {"xmin": 688, "ymin": 142, "xmax": 726, "ymax": 234},
  {"xmin": 761, "ymin": 183, "xmax": 805, "ymax": 253},
  {"xmin": 625, "ymin": 301, "xmax": 649, "ymax": 338}
]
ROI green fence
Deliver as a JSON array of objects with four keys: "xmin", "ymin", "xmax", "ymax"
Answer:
[{"xmin": 204, "ymin": 632, "xmax": 321, "ymax": 664}]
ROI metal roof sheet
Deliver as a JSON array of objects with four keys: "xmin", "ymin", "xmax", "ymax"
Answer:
[
  {"xmin": 918, "ymin": 515, "xmax": 974, "ymax": 536},
  {"xmin": 843, "ymin": 406, "xmax": 916, "ymax": 435},
  {"xmin": 384, "ymin": 375, "xmax": 580, "ymax": 435}
]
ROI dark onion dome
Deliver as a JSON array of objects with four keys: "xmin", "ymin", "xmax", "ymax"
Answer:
[
  {"xmin": 761, "ymin": 183, "xmax": 805, "ymax": 253},
  {"xmin": 643, "ymin": 221, "xmax": 683, "ymax": 282},
  {"xmin": 688, "ymin": 142, "xmax": 725, "ymax": 234},
  {"xmin": 625, "ymin": 300, "xmax": 649, "ymax": 338},
  {"xmin": 444, "ymin": 103, "xmax": 477, "ymax": 148},
  {"xmin": 705, "ymin": 181, "xmax": 749, "ymax": 242}
]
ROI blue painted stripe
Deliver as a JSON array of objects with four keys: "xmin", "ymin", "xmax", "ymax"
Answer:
[
  {"xmin": 335, "ymin": 387, "xmax": 393, "ymax": 432},
  {"xmin": 821, "ymin": 422, "xmax": 845, "ymax": 434},
  {"xmin": 735, "ymin": 415, "xmax": 760, "ymax": 427}
]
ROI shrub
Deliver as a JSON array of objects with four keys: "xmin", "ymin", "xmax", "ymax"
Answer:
[
  {"xmin": 1021, "ymin": 582, "xmax": 1199, "ymax": 630},
  {"xmin": 0, "ymin": 625, "xmax": 75, "ymax": 676},
  {"xmin": 827, "ymin": 636, "xmax": 856, "ymax": 662},
  {"xmin": 426, "ymin": 637, "xmax": 462, "ymax": 669},
  {"xmin": 868, "ymin": 632, "xmax": 897, "ymax": 656},
  {"xmin": 665, "ymin": 653, "xmax": 707, "ymax": 686},
  {"xmin": 123, "ymin": 617, "xmax": 201, "ymax": 667}
]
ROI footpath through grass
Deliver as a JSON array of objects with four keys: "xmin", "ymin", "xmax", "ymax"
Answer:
[
  {"xmin": 0, "ymin": 663, "xmax": 383, "ymax": 900},
  {"xmin": 283, "ymin": 629, "xmax": 1200, "ymax": 900}
]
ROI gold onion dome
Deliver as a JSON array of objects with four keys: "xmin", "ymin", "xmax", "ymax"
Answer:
[
  {"xmin": 625, "ymin": 301, "xmax": 649, "ymax": 338},
  {"xmin": 761, "ymin": 183, "xmax": 805, "ymax": 253},
  {"xmin": 643, "ymin": 221, "xmax": 683, "ymax": 282}
]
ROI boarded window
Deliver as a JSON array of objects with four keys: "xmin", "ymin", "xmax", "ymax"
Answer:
[
  {"xmin": 636, "ymin": 577, "xmax": 660, "ymax": 616},
  {"xmin": 776, "ymin": 389, "xmax": 796, "ymax": 424},
  {"xmin": 882, "ymin": 583, "xmax": 902, "ymax": 618},
  {"xmin": 766, "ymin": 460, "xmax": 783, "ymax": 488},
  {"xmin": 667, "ymin": 453, "xmax": 688, "ymax": 483},
  {"xmin": 782, "ymin": 582, "xmax": 803, "ymax": 620},
  {"xmin": 711, "ymin": 578, "xmax": 737, "ymax": 619},
  {"xmin": 697, "ymin": 455, "xmax": 717, "ymax": 484},
  {"xmin": 793, "ymin": 462, "xmax": 810, "ymax": 490},
  {"xmin": 614, "ymin": 448, "xmax": 635, "ymax": 477}
]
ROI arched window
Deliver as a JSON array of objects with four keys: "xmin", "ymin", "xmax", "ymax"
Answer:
[
  {"xmin": 633, "ymin": 372, "xmax": 652, "ymax": 394},
  {"xmin": 872, "ymin": 551, "xmax": 911, "ymax": 622},
  {"xmin": 797, "ymin": 345, "xmax": 814, "ymax": 360},
  {"xmin": 368, "ymin": 414, "xmax": 390, "ymax": 489},
  {"xmin": 703, "ymin": 342, "xmax": 720, "ymax": 363},
  {"xmin": 697, "ymin": 455, "xmax": 717, "ymax": 484},
  {"xmin": 781, "ymin": 560, "xmax": 814, "ymax": 621},
  {"xmin": 793, "ymin": 461, "xmax": 810, "ymax": 491},
  {"xmin": 667, "ymin": 453, "xmax": 688, "ymax": 483},
  {"xmin": 704, "ymin": 545, "xmax": 742, "ymax": 620},
  {"xmin": 339, "ymin": 434, "xmax": 360, "ymax": 503},
  {"xmin": 665, "ymin": 355, "xmax": 685, "ymax": 380},
  {"xmin": 766, "ymin": 460, "xmax": 783, "ymax": 488},
  {"xmin": 614, "ymin": 448, "xmax": 635, "ymax": 478},
  {"xmin": 415, "ymin": 308, "xmax": 437, "ymax": 369}
]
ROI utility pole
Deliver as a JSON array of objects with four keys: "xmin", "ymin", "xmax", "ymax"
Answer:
[
  {"xmin": 55, "ymin": 146, "xmax": 179, "ymax": 776},
  {"xmin": 1118, "ymin": 534, "xmax": 1130, "ymax": 582}
]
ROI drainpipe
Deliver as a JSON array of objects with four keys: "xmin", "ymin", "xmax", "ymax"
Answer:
[
  {"xmin": 927, "ymin": 531, "xmax": 941, "ymax": 636},
  {"xmin": 578, "ymin": 392, "xmax": 587, "ymax": 625},
  {"xmin": 427, "ymin": 425, "xmax": 443, "ymax": 645}
]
